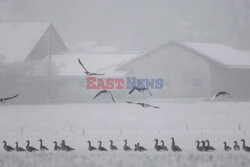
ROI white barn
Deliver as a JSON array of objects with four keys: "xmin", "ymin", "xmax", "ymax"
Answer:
[{"xmin": 117, "ymin": 41, "xmax": 250, "ymax": 100}]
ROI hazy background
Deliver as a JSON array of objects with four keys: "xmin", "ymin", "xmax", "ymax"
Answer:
[{"xmin": 1, "ymin": 0, "xmax": 250, "ymax": 51}]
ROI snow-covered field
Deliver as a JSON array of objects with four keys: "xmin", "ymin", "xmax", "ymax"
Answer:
[{"xmin": 0, "ymin": 100, "xmax": 250, "ymax": 167}]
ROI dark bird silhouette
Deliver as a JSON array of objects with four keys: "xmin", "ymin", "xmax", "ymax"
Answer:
[
  {"xmin": 98, "ymin": 141, "xmax": 107, "ymax": 151},
  {"xmin": 26, "ymin": 140, "xmax": 38, "ymax": 152},
  {"xmin": 224, "ymin": 142, "xmax": 232, "ymax": 151},
  {"xmin": 61, "ymin": 140, "xmax": 74, "ymax": 151},
  {"xmin": 93, "ymin": 90, "xmax": 115, "ymax": 103},
  {"xmin": 38, "ymin": 139, "xmax": 48, "ymax": 151},
  {"xmin": 196, "ymin": 141, "xmax": 202, "ymax": 152},
  {"xmin": 160, "ymin": 140, "xmax": 168, "ymax": 151},
  {"xmin": 201, "ymin": 141, "xmax": 208, "ymax": 152},
  {"xmin": 134, "ymin": 144, "xmax": 138, "ymax": 151},
  {"xmin": 15, "ymin": 142, "xmax": 25, "ymax": 152},
  {"xmin": 137, "ymin": 143, "xmax": 147, "ymax": 152},
  {"xmin": 123, "ymin": 139, "xmax": 132, "ymax": 151},
  {"xmin": 78, "ymin": 58, "xmax": 105, "ymax": 76},
  {"xmin": 0, "ymin": 94, "xmax": 19, "ymax": 103},
  {"xmin": 109, "ymin": 140, "xmax": 118, "ymax": 151},
  {"xmin": 212, "ymin": 91, "xmax": 231, "ymax": 100},
  {"xmin": 129, "ymin": 87, "xmax": 152, "ymax": 96},
  {"xmin": 233, "ymin": 141, "xmax": 240, "ymax": 151},
  {"xmin": 2, "ymin": 141, "xmax": 14, "ymax": 152},
  {"xmin": 240, "ymin": 139, "xmax": 250, "ymax": 152},
  {"xmin": 87, "ymin": 141, "xmax": 97, "ymax": 151},
  {"xmin": 170, "ymin": 137, "xmax": 182, "ymax": 152},
  {"xmin": 53, "ymin": 141, "xmax": 61, "ymax": 151},
  {"xmin": 154, "ymin": 139, "xmax": 162, "ymax": 151},
  {"xmin": 205, "ymin": 140, "xmax": 216, "ymax": 151},
  {"xmin": 126, "ymin": 101, "xmax": 159, "ymax": 109}
]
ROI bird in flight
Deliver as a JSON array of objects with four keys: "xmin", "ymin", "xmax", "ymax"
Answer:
[
  {"xmin": 126, "ymin": 101, "xmax": 159, "ymax": 109},
  {"xmin": 0, "ymin": 94, "xmax": 19, "ymax": 103},
  {"xmin": 93, "ymin": 90, "xmax": 115, "ymax": 103},
  {"xmin": 128, "ymin": 87, "xmax": 152, "ymax": 96},
  {"xmin": 211, "ymin": 91, "xmax": 231, "ymax": 100},
  {"xmin": 78, "ymin": 58, "xmax": 105, "ymax": 76}
]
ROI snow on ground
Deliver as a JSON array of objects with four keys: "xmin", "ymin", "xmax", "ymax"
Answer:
[{"xmin": 0, "ymin": 100, "xmax": 250, "ymax": 167}]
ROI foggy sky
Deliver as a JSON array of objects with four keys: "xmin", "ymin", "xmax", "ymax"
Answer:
[{"xmin": 0, "ymin": 0, "xmax": 250, "ymax": 51}]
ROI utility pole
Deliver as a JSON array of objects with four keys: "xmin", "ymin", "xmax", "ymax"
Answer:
[{"xmin": 44, "ymin": 32, "xmax": 52, "ymax": 103}]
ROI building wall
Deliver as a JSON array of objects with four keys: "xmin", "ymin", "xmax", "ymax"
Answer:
[{"xmin": 123, "ymin": 44, "xmax": 212, "ymax": 97}]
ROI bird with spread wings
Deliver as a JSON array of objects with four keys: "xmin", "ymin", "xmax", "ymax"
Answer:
[
  {"xmin": 128, "ymin": 87, "xmax": 152, "ymax": 96},
  {"xmin": 126, "ymin": 101, "xmax": 159, "ymax": 108},
  {"xmin": 93, "ymin": 90, "xmax": 115, "ymax": 103},
  {"xmin": 0, "ymin": 94, "xmax": 19, "ymax": 103},
  {"xmin": 211, "ymin": 91, "xmax": 231, "ymax": 100},
  {"xmin": 78, "ymin": 58, "xmax": 105, "ymax": 76}
]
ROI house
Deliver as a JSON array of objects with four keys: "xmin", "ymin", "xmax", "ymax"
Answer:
[
  {"xmin": 0, "ymin": 22, "xmax": 67, "ymax": 63},
  {"xmin": 50, "ymin": 52, "xmax": 141, "ymax": 103},
  {"xmin": 117, "ymin": 41, "xmax": 250, "ymax": 100},
  {"xmin": 0, "ymin": 22, "xmax": 67, "ymax": 104}
]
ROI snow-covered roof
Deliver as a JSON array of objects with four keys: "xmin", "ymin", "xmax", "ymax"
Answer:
[
  {"xmin": 51, "ymin": 52, "xmax": 141, "ymax": 77},
  {"xmin": 0, "ymin": 22, "xmax": 67, "ymax": 63},
  {"xmin": 119, "ymin": 41, "xmax": 250, "ymax": 69},
  {"xmin": 177, "ymin": 42, "xmax": 250, "ymax": 68}
]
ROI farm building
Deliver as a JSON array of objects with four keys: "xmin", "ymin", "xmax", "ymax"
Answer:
[
  {"xmin": 0, "ymin": 22, "xmax": 67, "ymax": 104},
  {"xmin": 0, "ymin": 22, "xmax": 67, "ymax": 63},
  {"xmin": 117, "ymin": 41, "xmax": 250, "ymax": 100}
]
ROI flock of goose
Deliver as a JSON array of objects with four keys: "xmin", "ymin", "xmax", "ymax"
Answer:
[{"xmin": 2, "ymin": 138, "xmax": 250, "ymax": 152}]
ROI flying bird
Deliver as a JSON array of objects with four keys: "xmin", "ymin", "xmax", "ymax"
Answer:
[
  {"xmin": 78, "ymin": 58, "xmax": 105, "ymax": 76},
  {"xmin": 0, "ymin": 94, "xmax": 19, "ymax": 103},
  {"xmin": 211, "ymin": 91, "xmax": 231, "ymax": 100},
  {"xmin": 93, "ymin": 90, "xmax": 115, "ymax": 103},
  {"xmin": 126, "ymin": 101, "xmax": 159, "ymax": 109},
  {"xmin": 128, "ymin": 87, "xmax": 152, "ymax": 96}
]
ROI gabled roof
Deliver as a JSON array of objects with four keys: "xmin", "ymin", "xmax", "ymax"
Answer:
[
  {"xmin": 177, "ymin": 42, "xmax": 250, "ymax": 68},
  {"xmin": 0, "ymin": 22, "xmax": 67, "ymax": 63},
  {"xmin": 119, "ymin": 41, "xmax": 250, "ymax": 69},
  {"xmin": 50, "ymin": 52, "xmax": 141, "ymax": 77}
]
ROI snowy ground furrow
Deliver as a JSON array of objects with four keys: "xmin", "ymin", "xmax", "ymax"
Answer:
[{"xmin": 0, "ymin": 152, "xmax": 250, "ymax": 167}]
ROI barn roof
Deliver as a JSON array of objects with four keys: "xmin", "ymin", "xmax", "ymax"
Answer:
[
  {"xmin": 119, "ymin": 41, "xmax": 250, "ymax": 69},
  {"xmin": 177, "ymin": 42, "xmax": 250, "ymax": 68},
  {"xmin": 50, "ymin": 52, "xmax": 141, "ymax": 77},
  {"xmin": 0, "ymin": 22, "xmax": 67, "ymax": 63}
]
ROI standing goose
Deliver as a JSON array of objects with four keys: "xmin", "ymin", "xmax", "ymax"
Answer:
[
  {"xmin": 224, "ymin": 142, "xmax": 232, "ymax": 151},
  {"xmin": 123, "ymin": 139, "xmax": 132, "ymax": 151},
  {"xmin": 109, "ymin": 140, "xmax": 118, "ymax": 150},
  {"xmin": 205, "ymin": 140, "xmax": 216, "ymax": 151},
  {"xmin": 154, "ymin": 139, "xmax": 162, "ymax": 151},
  {"xmin": 170, "ymin": 137, "xmax": 182, "ymax": 152},
  {"xmin": 201, "ymin": 141, "xmax": 208, "ymax": 152},
  {"xmin": 87, "ymin": 141, "xmax": 97, "ymax": 151},
  {"xmin": 61, "ymin": 140, "xmax": 74, "ymax": 151},
  {"xmin": 196, "ymin": 141, "xmax": 202, "ymax": 152},
  {"xmin": 26, "ymin": 140, "xmax": 38, "ymax": 152},
  {"xmin": 15, "ymin": 142, "xmax": 25, "ymax": 152},
  {"xmin": 2, "ymin": 141, "xmax": 14, "ymax": 152},
  {"xmin": 233, "ymin": 141, "xmax": 240, "ymax": 151},
  {"xmin": 137, "ymin": 143, "xmax": 147, "ymax": 152},
  {"xmin": 53, "ymin": 141, "xmax": 61, "ymax": 151},
  {"xmin": 38, "ymin": 139, "xmax": 49, "ymax": 151},
  {"xmin": 240, "ymin": 139, "xmax": 250, "ymax": 152},
  {"xmin": 98, "ymin": 141, "xmax": 107, "ymax": 151},
  {"xmin": 160, "ymin": 140, "xmax": 168, "ymax": 151},
  {"xmin": 134, "ymin": 144, "xmax": 138, "ymax": 151}
]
